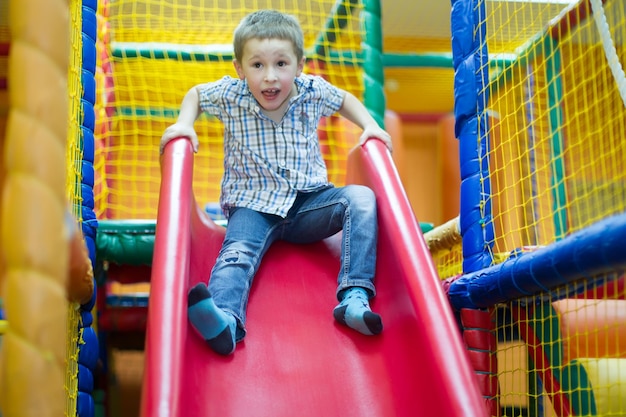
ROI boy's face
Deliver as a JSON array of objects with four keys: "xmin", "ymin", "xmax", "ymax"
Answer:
[{"xmin": 233, "ymin": 38, "xmax": 305, "ymax": 113}]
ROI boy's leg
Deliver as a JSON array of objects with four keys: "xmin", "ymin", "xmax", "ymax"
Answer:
[
  {"xmin": 188, "ymin": 208, "xmax": 280, "ymax": 354},
  {"xmin": 283, "ymin": 186, "xmax": 382, "ymax": 335}
]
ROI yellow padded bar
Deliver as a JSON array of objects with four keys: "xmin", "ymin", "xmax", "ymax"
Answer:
[{"xmin": 0, "ymin": 0, "xmax": 69, "ymax": 416}]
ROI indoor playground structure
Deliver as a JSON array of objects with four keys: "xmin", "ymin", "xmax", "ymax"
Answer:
[
  {"xmin": 0, "ymin": 0, "xmax": 624, "ymax": 417},
  {"xmin": 428, "ymin": 0, "xmax": 626, "ymax": 415}
]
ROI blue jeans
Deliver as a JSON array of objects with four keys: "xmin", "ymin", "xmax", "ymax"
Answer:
[{"xmin": 207, "ymin": 185, "xmax": 378, "ymax": 341}]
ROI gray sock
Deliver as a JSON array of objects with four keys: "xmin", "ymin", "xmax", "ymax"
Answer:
[
  {"xmin": 188, "ymin": 283, "xmax": 237, "ymax": 355},
  {"xmin": 333, "ymin": 287, "xmax": 383, "ymax": 335}
]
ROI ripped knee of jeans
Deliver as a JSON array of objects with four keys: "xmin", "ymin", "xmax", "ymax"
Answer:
[{"xmin": 221, "ymin": 249, "xmax": 240, "ymax": 263}]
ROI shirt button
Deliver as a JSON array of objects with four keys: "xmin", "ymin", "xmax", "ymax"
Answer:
[
  {"xmin": 277, "ymin": 127, "xmax": 283, "ymax": 133},
  {"xmin": 279, "ymin": 160, "xmax": 286, "ymax": 167}
]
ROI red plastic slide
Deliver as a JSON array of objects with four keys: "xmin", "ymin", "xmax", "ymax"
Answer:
[{"xmin": 141, "ymin": 138, "xmax": 486, "ymax": 417}]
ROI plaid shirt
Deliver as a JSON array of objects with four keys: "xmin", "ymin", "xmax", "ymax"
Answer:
[{"xmin": 198, "ymin": 73, "xmax": 345, "ymax": 218}]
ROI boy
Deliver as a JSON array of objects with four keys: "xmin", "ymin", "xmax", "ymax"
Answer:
[{"xmin": 160, "ymin": 9, "xmax": 392, "ymax": 355}]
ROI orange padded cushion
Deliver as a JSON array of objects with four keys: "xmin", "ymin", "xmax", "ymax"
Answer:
[{"xmin": 553, "ymin": 299, "xmax": 626, "ymax": 364}]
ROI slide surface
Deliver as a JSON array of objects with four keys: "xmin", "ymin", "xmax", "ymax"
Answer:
[{"xmin": 141, "ymin": 138, "xmax": 486, "ymax": 417}]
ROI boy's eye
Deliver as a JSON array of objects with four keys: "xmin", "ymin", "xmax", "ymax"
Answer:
[
  {"xmin": 253, "ymin": 63, "xmax": 262, "ymax": 68},
  {"xmin": 277, "ymin": 61, "xmax": 286, "ymax": 67}
]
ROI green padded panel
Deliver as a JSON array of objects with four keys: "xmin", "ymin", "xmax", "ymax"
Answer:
[
  {"xmin": 95, "ymin": 219, "xmax": 435, "ymax": 266},
  {"xmin": 96, "ymin": 220, "xmax": 156, "ymax": 266}
]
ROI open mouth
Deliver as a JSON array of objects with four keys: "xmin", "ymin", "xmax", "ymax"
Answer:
[{"xmin": 262, "ymin": 89, "xmax": 280, "ymax": 99}]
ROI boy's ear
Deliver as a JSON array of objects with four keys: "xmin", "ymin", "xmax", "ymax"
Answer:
[
  {"xmin": 296, "ymin": 56, "xmax": 306, "ymax": 76},
  {"xmin": 233, "ymin": 59, "xmax": 245, "ymax": 80}
]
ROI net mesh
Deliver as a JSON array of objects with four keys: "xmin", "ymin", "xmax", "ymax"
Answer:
[
  {"xmin": 66, "ymin": 0, "xmax": 86, "ymax": 414},
  {"xmin": 94, "ymin": 0, "xmax": 367, "ymax": 219},
  {"xmin": 484, "ymin": 0, "xmax": 626, "ymax": 252},
  {"xmin": 441, "ymin": 1, "xmax": 626, "ymax": 415}
]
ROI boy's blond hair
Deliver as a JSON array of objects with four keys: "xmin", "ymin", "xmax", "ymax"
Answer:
[{"xmin": 233, "ymin": 10, "xmax": 305, "ymax": 62}]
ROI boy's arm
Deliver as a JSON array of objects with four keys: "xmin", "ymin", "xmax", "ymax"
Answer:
[
  {"xmin": 338, "ymin": 91, "xmax": 392, "ymax": 151},
  {"xmin": 160, "ymin": 85, "xmax": 203, "ymax": 154}
]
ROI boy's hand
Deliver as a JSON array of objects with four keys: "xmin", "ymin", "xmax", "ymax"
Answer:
[
  {"xmin": 359, "ymin": 125, "xmax": 393, "ymax": 152},
  {"xmin": 160, "ymin": 123, "xmax": 200, "ymax": 154}
]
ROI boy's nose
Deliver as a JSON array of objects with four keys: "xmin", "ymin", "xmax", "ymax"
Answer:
[{"xmin": 264, "ymin": 68, "xmax": 277, "ymax": 81}]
